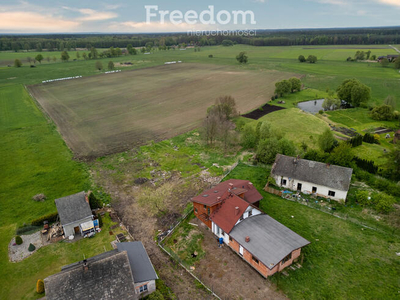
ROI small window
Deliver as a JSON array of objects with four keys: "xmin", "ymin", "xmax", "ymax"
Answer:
[
  {"xmin": 282, "ymin": 179, "xmax": 287, "ymax": 186},
  {"xmin": 229, "ymin": 236, "xmax": 233, "ymax": 242},
  {"xmin": 240, "ymin": 215, "xmax": 244, "ymax": 221},
  {"xmin": 204, "ymin": 205, "xmax": 206, "ymax": 209},
  {"xmin": 252, "ymin": 256, "xmax": 259, "ymax": 264},
  {"xmin": 195, "ymin": 208, "xmax": 198, "ymax": 213},
  {"xmin": 139, "ymin": 285, "xmax": 148, "ymax": 293},
  {"xmin": 248, "ymin": 210, "xmax": 252, "ymax": 217},
  {"xmin": 312, "ymin": 186, "xmax": 317, "ymax": 193},
  {"xmin": 328, "ymin": 190, "xmax": 336, "ymax": 197},
  {"xmin": 281, "ymin": 253, "xmax": 292, "ymax": 264},
  {"xmin": 207, "ymin": 207, "xmax": 210, "ymax": 215},
  {"xmin": 221, "ymin": 230, "xmax": 225, "ymax": 236}
]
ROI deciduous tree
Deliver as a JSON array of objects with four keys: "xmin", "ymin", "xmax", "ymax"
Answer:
[
  {"xmin": 298, "ymin": 55, "xmax": 306, "ymax": 62},
  {"xmin": 14, "ymin": 59, "xmax": 22, "ymax": 67},
  {"xmin": 318, "ymin": 129, "xmax": 337, "ymax": 152},
  {"xmin": 236, "ymin": 52, "xmax": 248, "ymax": 64},
  {"xmin": 275, "ymin": 80, "xmax": 292, "ymax": 97},
  {"xmin": 60, "ymin": 51, "xmax": 69, "ymax": 62},
  {"xmin": 108, "ymin": 61, "xmax": 114, "ymax": 70},
  {"xmin": 95, "ymin": 61, "xmax": 103, "ymax": 70},
  {"xmin": 307, "ymin": 55, "xmax": 317, "ymax": 63},
  {"xmin": 289, "ymin": 77, "xmax": 301, "ymax": 92},
  {"xmin": 35, "ymin": 54, "xmax": 43, "ymax": 63}
]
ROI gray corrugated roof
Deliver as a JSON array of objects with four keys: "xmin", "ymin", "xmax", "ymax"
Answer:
[
  {"xmin": 229, "ymin": 214, "xmax": 310, "ymax": 269},
  {"xmin": 44, "ymin": 250, "xmax": 137, "ymax": 300},
  {"xmin": 117, "ymin": 242, "xmax": 158, "ymax": 283},
  {"xmin": 271, "ymin": 154, "xmax": 353, "ymax": 191},
  {"xmin": 55, "ymin": 191, "xmax": 92, "ymax": 225}
]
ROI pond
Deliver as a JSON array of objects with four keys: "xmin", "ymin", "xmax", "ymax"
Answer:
[{"xmin": 297, "ymin": 99, "xmax": 325, "ymax": 114}]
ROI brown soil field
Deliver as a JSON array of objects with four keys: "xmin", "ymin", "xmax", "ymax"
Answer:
[{"xmin": 28, "ymin": 63, "xmax": 297, "ymax": 159}]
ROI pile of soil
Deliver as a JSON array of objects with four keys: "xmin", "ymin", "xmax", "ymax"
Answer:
[{"xmin": 242, "ymin": 103, "xmax": 285, "ymax": 120}]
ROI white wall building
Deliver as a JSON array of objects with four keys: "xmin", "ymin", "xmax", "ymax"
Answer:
[{"xmin": 271, "ymin": 154, "xmax": 353, "ymax": 201}]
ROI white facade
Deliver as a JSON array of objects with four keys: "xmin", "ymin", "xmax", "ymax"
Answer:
[
  {"xmin": 273, "ymin": 175, "xmax": 348, "ymax": 201},
  {"xmin": 134, "ymin": 280, "xmax": 156, "ymax": 298},
  {"xmin": 62, "ymin": 216, "xmax": 93, "ymax": 237},
  {"xmin": 211, "ymin": 206, "xmax": 262, "ymax": 244}
]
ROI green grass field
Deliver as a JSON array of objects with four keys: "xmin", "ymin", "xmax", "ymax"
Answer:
[{"xmin": 224, "ymin": 163, "xmax": 400, "ymax": 300}]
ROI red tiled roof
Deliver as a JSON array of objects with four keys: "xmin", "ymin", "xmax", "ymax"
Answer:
[
  {"xmin": 191, "ymin": 179, "xmax": 262, "ymax": 206},
  {"xmin": 209, "ymin": 192, "xmax": 250, "ymax": 234}
]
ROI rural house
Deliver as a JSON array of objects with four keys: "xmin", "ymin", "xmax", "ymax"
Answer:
[
  {"xmin": 192, "ymin": 181, "xmax": 310, "ymax": 278},
  {"xmin": 44, "ymin": 241, "xmax": 158, "ymax": 300},
  {"xmin": 271, "ymin": 154, "xmax": 353, "ymax": 201},
  {"xmin": 55, "ymin": 191, "xmax": 94, "ymax": 237}
]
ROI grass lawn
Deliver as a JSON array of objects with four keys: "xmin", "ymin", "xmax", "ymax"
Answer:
[
  {"xmin": 0, "ymin": 84, "xmax": 92, "ymax": 299},
  {"xmin": 272, "ymin": 88, "xmax": 332, "ymax": 109},
  {"xmin": 223, "ymin": 163, "xmax": 400, "ymax": 300},
  {"xmin": 256, "ymin": 108, "xmax": 330, "ymax": 147}
]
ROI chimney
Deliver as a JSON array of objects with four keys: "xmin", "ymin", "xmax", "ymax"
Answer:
[
  {"xmin": 83, "ymin": 259, "xmax": 88, "ymax": 272},
  {"xmin": 245, "ymin": 236, "xmax": 250, "ymax": 243},
  {"xmin": 229, "ymin": 183, "xmax": 234, "ymax": 188},
  {"xmin": 85, "ymin": 191, "xmax": 90, "ymax": 204},
  {"xmin": 235, "ymin": 207, "xmax": 240, "ymax": 216}
]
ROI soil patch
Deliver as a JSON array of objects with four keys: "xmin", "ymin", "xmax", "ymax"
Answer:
[{"xmin": 242, "ymin": 103, "xmax": 286, "ymax": 120}]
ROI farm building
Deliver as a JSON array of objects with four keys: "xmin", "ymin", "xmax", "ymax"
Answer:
[
  {"xmin": 44, "ymin": 241, "xmax": 158, "ymax": 300},
  {"xmin": 271, "ymin": 154, "xmax": 353, "ymax": 201},
  {"xmin": 192, "ymin": 180, "xmax": 309, "ymax": 278},
  {"xmin": 54, "ymin": 191, "xmax": 94, "ymax": 237},
  {"xmin": 377, "ymin": 54, "xmax": 399, "ymax": 62}
]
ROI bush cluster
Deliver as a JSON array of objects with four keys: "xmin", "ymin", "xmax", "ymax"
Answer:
[
  {"xmin": 36, "ymin": 279, "xmax": 44, "ymax": 294},
  {"xmin": 31, "ymin": 212, "xmax": 58, "ymax": 226},
  {"xmin": 15, "ymin": 235, "xmax": 23, "ymax": 245}
]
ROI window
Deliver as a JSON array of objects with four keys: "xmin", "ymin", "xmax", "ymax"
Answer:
[
  {"xmin": 328, "ymin": 190, "xmax": 336, "ymax": 197},
  {"xmin": 281, "ymin": 253, "xmax": 292, "ymax": 265},
  {"xmin": 204, "ymin": 204, "xmax": 206, "ymax": 209},
  {"xmin": 312, "ymin": 186, "xmax": 317, "ymax": 193},
  {"xmin": 139, "ymin": 284, "xmax": 148, "ymax": 293},
  {"xmin": 248, "ymin": 210, "xmax": 252, "ymax": 217},
  {"xmin": 194, "ymin": 208, "xmax": 198, "ymax": 213},
  {"xmin": 229, "ymin": 236, "xmax": 233, "ymax": 242},
  {"xmin": 207, "ymin": 207, "xmax": 210, "ymax": 215},
  {"xmin": 240, "ymin": 215, "xmax": 244, "ymax": 221},
  {"xmin": 221, "ymin": 230, "xmax": 225, "ymax": 236},
  {"xmin": 252, "ymin": 256, "xmax": 259, "ymax": 264},
  {"xmin": 282, "ymin": 179, "xmax": 287, "ymax": 186}
]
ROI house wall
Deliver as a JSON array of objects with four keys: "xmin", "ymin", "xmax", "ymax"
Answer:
[
  {"xmin": 228, "ymin": 237, "xmax": 302, "ymax": 278},
  {"xmin": 62, "ymin": 216, "xmax": 93, "ymax": 237},
  {"xmin": 193, "ymin": 202, "xmax": 218, "ymax": 229},
  {"xmin": 274, "ymin": 175, "xmax": 348, "ymax": 201},
  {"xmin": 134, "ymin": 280, "xmax": 156, "ymax": 298},
  {"xmin": 235, "ymin": 206, "xmax": 262, "ymax": 226}
]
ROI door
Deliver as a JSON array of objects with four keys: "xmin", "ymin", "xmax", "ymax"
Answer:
[
  {"xmin": 297, "ymin": 183, "xmax": 302, "ymax": 191},
  {"xmin": 239, "ymin": 245, "xmax": 244, "ymax": 256},
  {"xmin": 74, "ymin": 226, "xmax": 80, "ymax": 234}
]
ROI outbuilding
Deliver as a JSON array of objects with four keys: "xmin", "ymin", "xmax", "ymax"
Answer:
[
  {"xmin": 55, "ymin": 191, "xmax": 94, "ymax": 237},
  {"xmin": 271, "ymin": 154, "xmax": 353, "ymax": 201}
]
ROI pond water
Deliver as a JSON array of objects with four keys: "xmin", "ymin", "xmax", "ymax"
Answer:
[{"xmin": 297, "ymin": 99, "xmax": 325, "ymax": 114}]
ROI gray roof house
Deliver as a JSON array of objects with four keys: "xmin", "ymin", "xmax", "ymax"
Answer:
[
  {"xmin": 55, "ymin": 191, "xmax": 93, "ymax": 237},
  {"xmin": 271, "ymin": 154, "xmax": 353, "ymax": 201},
  {"xmin": 44, "ymin": 242, "xmax": 158, "ymax": 300}
]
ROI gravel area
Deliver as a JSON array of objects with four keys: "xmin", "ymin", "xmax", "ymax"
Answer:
[{"xmin": 8, "ymin": 232, "xmax": 43, "ymax": 262}]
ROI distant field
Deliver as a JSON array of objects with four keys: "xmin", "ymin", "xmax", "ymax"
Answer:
[{"xmin": 29, "ymin": 63, "xmax": 297, "ymax": 158}]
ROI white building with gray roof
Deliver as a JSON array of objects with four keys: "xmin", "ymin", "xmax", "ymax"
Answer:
[
  {"xmin": 55, "ymin": 191, "xmax": 94, "ymax": 237},
  {"xmin": 271, "ymin": 154, "xmax": 353, "ymax": 201}
]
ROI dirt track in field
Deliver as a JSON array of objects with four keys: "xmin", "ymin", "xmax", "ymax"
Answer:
[{"xmin": 28, "ymin": 63, "xmax": 298, "ymax": 159}]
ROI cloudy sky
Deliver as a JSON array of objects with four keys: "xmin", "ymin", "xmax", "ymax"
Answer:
[{"xmin": 0, "ymin": 0, "xmax": 399, "ymax": 33}]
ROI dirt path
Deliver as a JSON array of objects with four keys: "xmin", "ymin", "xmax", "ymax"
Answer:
[{"xmin": 105, "ymin": 188, "xmax": 213, "ymax": 299}]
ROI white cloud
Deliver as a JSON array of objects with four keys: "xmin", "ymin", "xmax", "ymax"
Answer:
[
  {"xmin": 103, "ymin": 4, "xmax": 122, "ymax": 10},
  {"xmin": 0, "ymin": 11, "xmax": 79, "ymax": 32},
  {"xmin": 62, "ymin": 7, "xmax": 118, "ymax": 21},
  {"xmin": 375, "ymin": 0, "xmax": 400, "ymax": 7},
  {"xmin": 108, "ymin": 21, "xmax": 215, "ymax": 33}
]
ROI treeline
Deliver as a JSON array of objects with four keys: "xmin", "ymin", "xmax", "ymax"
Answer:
[{"xmin": 2, "ymin": 27, "xmax": 400, "ymax": 51}]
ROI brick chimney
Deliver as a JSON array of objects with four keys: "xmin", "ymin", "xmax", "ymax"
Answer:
[
  {"xmin": 235, "ymin": 207, "xmax": 240, "ymax": 216},
  {"xmin": 245, "ymin": 236, "xmax": 250, "ymax": 243}
]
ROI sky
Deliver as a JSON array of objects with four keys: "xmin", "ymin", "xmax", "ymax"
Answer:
[{"xmin": 0, "ymin": 0, "xmax": 399, "ymax": 34}]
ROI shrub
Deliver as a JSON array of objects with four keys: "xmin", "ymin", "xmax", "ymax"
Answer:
[
  {"xmin": 370, "ymin": 104, "xmax": 394, "ymax": 121},
  {"xmin": 97, "ymin": 213, "xmax": 103, "ymax": 228},
  {"xmin": 208, "ymin": 54, "xmax": 213, "ymax": 58},
  {"xmin": 318, "ymin": 110, "xmax": 324, "ymax": 115},
  {"xmin": 145, "ymin": 290, "xmax": 164, "ymax": 300},
  {"xmin": 28, "ymin": 243, "xmax": 36, "ymax": 252},
  {"xmin": 32, "ymin": 193, "xmax": 46, "ymax": 201},
  {"xmin": 36, "ymin": 279, "xmax": 44, "ymax": 294},
  {"xmin": 89, "ymin": 192, "xmax": 102, "ymax": 209},
  {"xmin": 298, "ymin": 55, "xmax": 306, "ymax": 62},
  {"xmin": 15, "ymin": 235, "xmax": 23, "ymax": 245},
  {"xmin": 355, "ymin": 190, "xmax": 370, "ymax": 206},
  {"xmin": 16, "ymin": 225, "xmax": 41, "ymax": 235},
  {"xmin": 363, "ymin": 132, "xmax": 379, "ymax": 144},
  {"xmin": 374, "ymin": 193, "xmax": 396, "ymax": 213},
  {"xmin": 31, "ymin": 212, "xmax": 58, "ymax": 226}
]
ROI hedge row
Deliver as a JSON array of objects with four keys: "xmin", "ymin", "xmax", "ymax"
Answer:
[{"xmin": 31, "ymin": 212, "xmax": 58, "ymax": 226}]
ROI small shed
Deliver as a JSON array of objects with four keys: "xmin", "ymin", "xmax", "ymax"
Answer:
[{"xmin": 55, "ymin": 191, "xmax": 93, "ymax": 237}]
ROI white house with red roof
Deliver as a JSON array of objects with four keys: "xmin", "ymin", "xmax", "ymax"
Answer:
[{"xmin": 192, "ymin": 179, "xmax": 310, "ymax": 278}]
